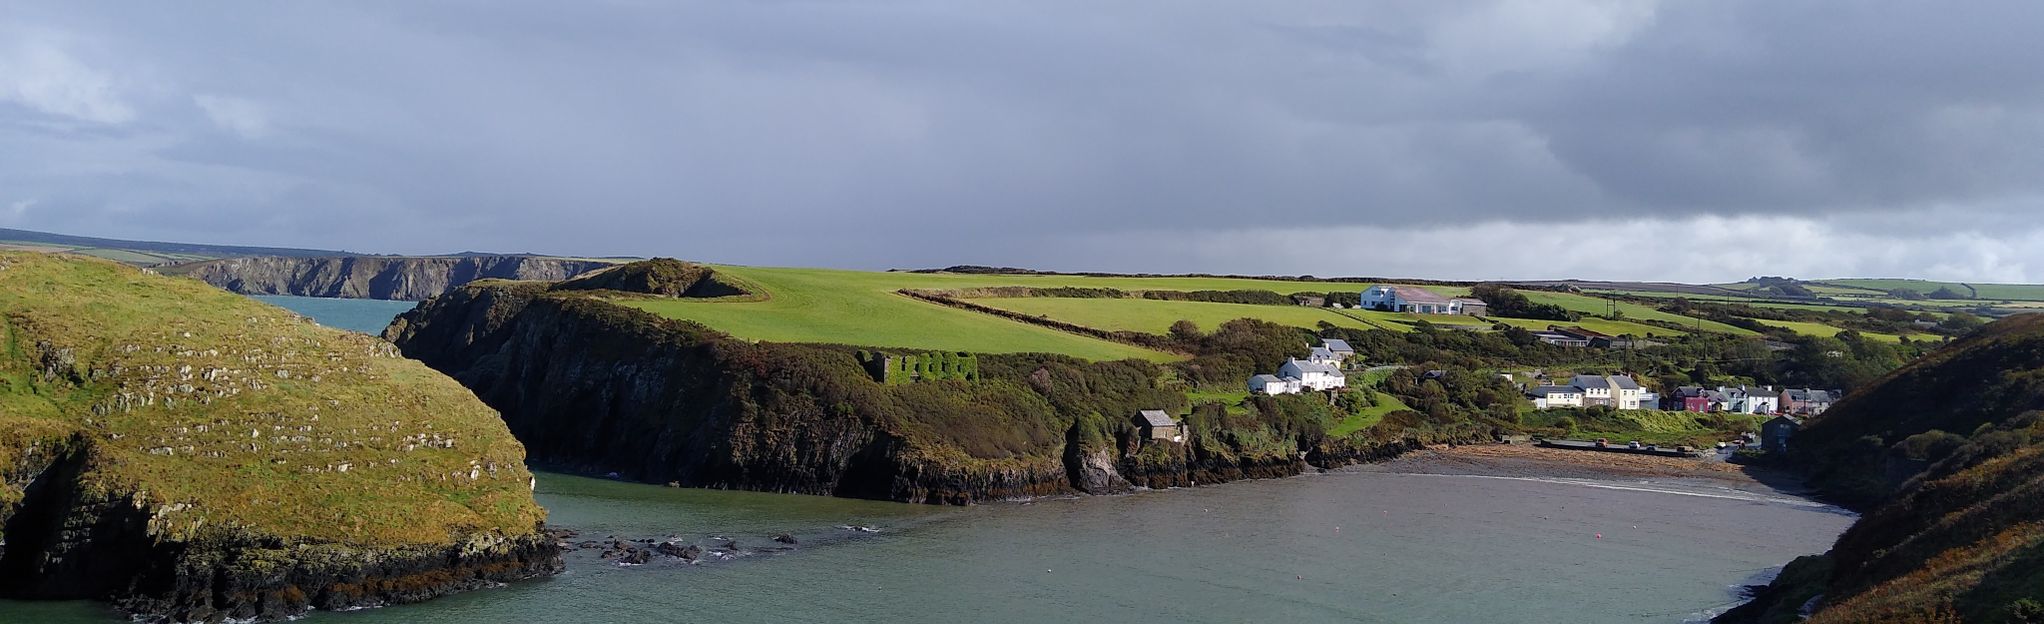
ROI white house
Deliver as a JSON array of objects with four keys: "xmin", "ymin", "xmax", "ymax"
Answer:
[
  {"xmin": 1719, "ymin": 386, "xmax": 1780, "ymax": 414},
  {"xmin": 1527, "ymin": 374, "xmax": 1647, "ymax": 410},
  {"xmin": 1248, "ymin": 374, "xmax": 1301, "ymax": 395},
  {"xmin": 1527, "ymin": 385, "xmax": 1584, "ymax": 409},
  {"xmin": 1359, "ymin": 285, "xmax": 1487, "ymax": 316},
  {"xmin": 1279, "ymin": 359, "xmax": 1347, "ymax": 391},
  {"xmin": 1571, "ymin": 375, "xmax": 1644, "ymax": 410}
]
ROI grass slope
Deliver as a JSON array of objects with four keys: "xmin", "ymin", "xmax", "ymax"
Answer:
[
  {"xmin": 975, "ymin": 297, "xmax": 1378, "ymax": 335},
  {"xmin": 1751, "ymin": 319, "xmax": 1911, "ymax": 343},
  {"xmin": 622, "ymin": 266, "xmax": 1175, "ymax": 362},
  {"xmin": 0, "ymin": 252, "xmax": 544, "ymax": 546},
  {"xmin": 1520, "ymin": 291, "xmax": 1760, "ymax": 335}
]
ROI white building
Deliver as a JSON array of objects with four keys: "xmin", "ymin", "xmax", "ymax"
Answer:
[
  {"xmin": 1719, "ymin": 386, "xmax": 1780, "ymax": 414},
  {"xmin": 1248, "ymin": 374, "xmax": 1302, "ymax": 395},
  {"xmin": 1527, "ymin": 374, "xmax": 1647, "ymax": 410},
  {"xmin": 1280, "ymin": 359, "xmax": 1347, "ymax": 391},
  {"xmin": 1571, "ymin": 375, "xmax": 1644, "ymax": 410},
  {"xmin": 1358, "ymin": 285, "xmax": 1488, "ymax": 316},
  {"xmin": 1307, "ymin": 346, "xmax": 1342, "ymax": 367}
]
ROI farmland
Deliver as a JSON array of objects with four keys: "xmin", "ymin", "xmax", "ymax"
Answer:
[
  {"xmin": 610, "ymin": 264, "xmax": 1941, "ymax": 364},
  {"xmin": 622, "ymin": 266, "xmax": 1177, "ymax": 362},
  {"xmin": 1751, "ymin": 319, "xmax": 1912, "ymax": 343},
  {"xmin": 1518, "ymin": 291, "xmax": 1760, "ymax": 335}
]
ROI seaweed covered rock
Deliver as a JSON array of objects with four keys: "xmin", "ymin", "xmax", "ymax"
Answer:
[
  {"xmin": 549, "ymin": 258, "xmax": 748, "ymax": 298},
  {"xmin": 0, "ymin": 252, "xmax": 559, "ymax": 622}
]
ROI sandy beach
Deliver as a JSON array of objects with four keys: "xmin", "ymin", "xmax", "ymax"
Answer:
[{"xmin": 1354, "ymin": 443, "xmax": 1811, "ymax": 496}]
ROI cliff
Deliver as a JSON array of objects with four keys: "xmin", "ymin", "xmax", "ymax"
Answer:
[
  {"xmin": 162, "ymin": 255, "xmax": 618, "ymax": 300},
  {"xmin": 1718, "ymin": 315, "xmax": 2044, "ymax": 623},
  {"xmin": 0, "ymin": 252, "xmax": 559, "ymax": 622},
  {"xmin": 384, "ymin": 272, "xmax": 1442, "ymax": 505}
]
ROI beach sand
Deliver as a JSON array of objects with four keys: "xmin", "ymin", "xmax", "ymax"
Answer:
[{"xmin": 1354, "ymin": 443, "xmax": 1809, "ymax": 496}]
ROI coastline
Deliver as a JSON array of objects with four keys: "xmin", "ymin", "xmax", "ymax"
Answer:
[{"xmin": 1351, "ymin": 443, "xmax": 1819, "ymax": 499}]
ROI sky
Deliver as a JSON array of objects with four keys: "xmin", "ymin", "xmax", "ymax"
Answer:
[{"xmin": 3, "ymin": 1, "xmax": 2043, "ymax": 282}]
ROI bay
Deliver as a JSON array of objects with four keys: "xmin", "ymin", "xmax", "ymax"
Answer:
[{"xmin": 0, "ymin": 296, "xmax": 1855, "ymax": 624}]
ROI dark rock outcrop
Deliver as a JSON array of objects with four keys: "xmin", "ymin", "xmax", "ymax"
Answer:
[
  {"xmin": 163, "ymin": 255, "xmax": 616, "ymax": 300},
  {"xmin": 550, "ymin": 258, "xmax": 749, "ymax": 298}
]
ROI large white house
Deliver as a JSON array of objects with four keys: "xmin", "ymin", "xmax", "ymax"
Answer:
[
  {"xmin": 1527, "ymin": 374, "xmax": 1647, "ymax": 410},
  {"xmin": 1280, "ymin": 359, "xmax": 1347, "ymax": 391},
  {"xmin": 1359, "ymin": 285, "xmax": 1489, "ymax": 316}
]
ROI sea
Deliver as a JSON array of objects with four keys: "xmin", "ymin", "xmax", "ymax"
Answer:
[{"xmin": 0, "ymin": 296, "xmax": 1856, "ymax": 624}]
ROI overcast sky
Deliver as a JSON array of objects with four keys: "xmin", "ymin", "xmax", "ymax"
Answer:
[{"xmin": 4, "ymin": 1, "xmax": 2043, "ymax": 282}]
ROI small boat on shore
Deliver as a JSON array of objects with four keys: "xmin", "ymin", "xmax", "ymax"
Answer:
[{"xmin": 1537, "ymin": 438, "xmax": 1703, "ymax": 458}]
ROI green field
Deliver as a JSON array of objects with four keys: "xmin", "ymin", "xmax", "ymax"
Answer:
[
  {"xmin": 1520, "ymin": 291, "xmax": 1760, "ymax": 335},
  {"xmin": 1488, "ymin": 317, "xmax": 1688, "ymax": 338},
  {"xmin": 1752, "ymin": 319, "xmax": 1913, "ymax": 343},
  {"xmin": 621, "ymin": 266, "xmax": 1174, "ymax": 361},
  {"xmin": 1818, "ymin": 279, "xmax": 2044, "ymax": 302},
  {"xmin": 622, "ymin": 266, "xmax": 1487, "ymax": 361},
  {"xmin": 977, "ymin": 297, "xmax": 1377, "ymax": 335}
]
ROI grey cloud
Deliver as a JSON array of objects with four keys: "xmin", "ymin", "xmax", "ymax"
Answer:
[{"xmin": 1, "ymin": 1, "xmax": 2041, "ymax": 279}]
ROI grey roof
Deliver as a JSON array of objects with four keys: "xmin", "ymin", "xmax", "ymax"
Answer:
[
  {"xmin": 1249, "ymin": 374, "xmax": 1285, "ymax": 385},
  {"xmin": 1283, "ymin": 358, "xmax": 1341, "ymax": 375},
  {"xmin": 1528, "ymin": 385, "xmax": 1579, "ymax": 396},
  {"xmin": 1391, "ymin": 287, "xmax": 1452, "ymax": 305},
  {"xmin": 1309, "ymin": 346, "xmax": 1336, "ymax": 359},
  {"xmin": 1570, "ymin": 375, "xmax": 1610, "ymax": 389},
  {"xmin": 1786, "ymin": 388, "xmax": 1835, "ymax": 402},
  {"xmin": 1138, "ymin": 410, "xmax": 1177, "ymax": 427},
  {"xmin": 1321, "ymin": 338, "xmax": 1353, "ymax": 352}
]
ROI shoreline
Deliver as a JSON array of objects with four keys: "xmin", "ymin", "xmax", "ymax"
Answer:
[{"xmin": 1349, "ymin": 443, "xmax": 1820, "ymax": 499}]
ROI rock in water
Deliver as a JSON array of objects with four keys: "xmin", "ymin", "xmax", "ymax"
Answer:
[
  {"xmin": 0, "ymin": 252, "xmax": 561, "ymax": 622},
  {"xmin": 773, "ymin": 533, "xmax": 799, "ymax": 545}
]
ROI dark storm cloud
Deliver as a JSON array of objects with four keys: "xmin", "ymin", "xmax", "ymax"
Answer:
[{"xmin": 2, "ymin": 1, "xmax": 2042, "ymax": 279}]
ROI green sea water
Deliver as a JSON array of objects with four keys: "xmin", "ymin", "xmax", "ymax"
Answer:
[{"xmin": 0, "ymin": 297, "xmax": 1857, "ymax": 623}]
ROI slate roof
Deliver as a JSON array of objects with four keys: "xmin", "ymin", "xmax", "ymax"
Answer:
[
  {"xmin": 1321, "ymin": 338, "xmax": 1354, "ymax": 353},
  {"xmin": 1283, "ymin": 358, "xmax": 1341, "ymax": 375},
  {"xmin": 1391, "ymin": 287, "xmax": 1452, "ymax": 305},
  {"xmin": 1249, "ymin": 374, "xmax": 1286, "ymax": 385},
  {"xmin": 1528, "ymin": 385, "xmax": 1579, "ymax": 397},
  {"xmin": 1138, "ymin": 410, "xmax": 1178, "ymax": 427},
  {"xmin": 1570, "ymin": 375, "xmax": 1611, "ymax": 389},
  {"xmin": 1309, "ymin": 346, "xmax": 1337, "ymax": 360}
]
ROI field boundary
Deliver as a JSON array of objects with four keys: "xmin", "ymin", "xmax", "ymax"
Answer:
[{"xmin": 895, "ymin": 289, "xmax": 1190, "ymax": 355}]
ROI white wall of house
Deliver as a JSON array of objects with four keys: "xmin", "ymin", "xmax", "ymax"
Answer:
[{"xmin": 1280, "ymin": 360, "xmax": 1346, "ymax": 391}]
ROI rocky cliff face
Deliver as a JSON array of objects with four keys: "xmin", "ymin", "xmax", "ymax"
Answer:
[
  {"xmin": 164, "ymin": 255, "xmax": 616, "ymax": 300},
  {"xmin": 0, "ymin": 252, "xmax": 561, "ymax": 622},
  {"xmin": 385, "ymin": 281, "xmax": 1419, "ymax": 506}
]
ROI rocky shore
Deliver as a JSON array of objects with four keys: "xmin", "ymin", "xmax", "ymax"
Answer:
[{"xmin": 162, "ymin": 255, "xmax": 615, "ymax": 300}]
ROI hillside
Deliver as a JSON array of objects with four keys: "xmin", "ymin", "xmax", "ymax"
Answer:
[
  {"xmin": 163, "ymin": 255, "xmax": 618, "ymax": 300},
  {"xmin": 0, "ymin": 252, "xmax": 558, "ymax": 621},
  {"xmin": 1718, "ymin": 315, "xmax": 2044, "ymax": 623},
  {"xmin": 383, "ymin": 262, "xmax": 1503, "ymax": 506}
]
